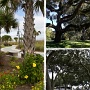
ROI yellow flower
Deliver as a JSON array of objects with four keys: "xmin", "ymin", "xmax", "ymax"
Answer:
[
  {"xmin": 24, "ymin": 75, "xmax": 28, "ymax": 79},
  {"xmin": 33, "ymin": 63, "xmax": 36, "ymax": 67},
  {"xmin": 16, "ymin": 66, "xmax": 20, "ymax": 69}
]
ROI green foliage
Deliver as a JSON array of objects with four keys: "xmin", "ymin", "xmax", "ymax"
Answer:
[
  {"xmin": 0, "ymin": 9, "xmax": 18, "ymax": 33},
  {"xmin": 10, "ymin": 56, "xmax": 18, "ymax": 61},
  {"xmin": 46, "ymin": 40, "xmax": 90, "ymax": 48},
  {"xmin": 3, "ymin": 43, "xmax": 12, "ymax": 46},
  {"xmin": 32, "ymin": 80, "xmax": 44, "ymax": 90},
  {"xmin": 14, "ymin": 37, "xmax": 18, "ymax": 42},
  {"xmin": 46, "ymin": 28, "xmax": 55, "ymax": 40},
  {"xmin": 0, "ymin": 73, "xmax": 20, "ymax": 90},
  {"xmin": 46, "ymin": 0, "xmax": 90, "ymax": 43},
  {"xmin": 2, "ymin": 35, "xmax": 12, "ymax": 42},
  {"xmin": 47, "ymin": 50, "xmax": 90, "ymax": 89},
  {"xmin": 10, "ymin": 61, "xmax": 20, "ymax": 68},
  {"xmin": 19, "ymin": 54, "xmax": 44, "ymax": 84},
  {"xmin": 64, "ymin": 31, "xmax": 81, "ymax": 40}
]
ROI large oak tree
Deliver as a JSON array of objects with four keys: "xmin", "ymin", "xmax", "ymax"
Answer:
[
  {"xmin": 46, "ymin": 0, "xmax": 90, "ymax": 43},
  {"xmin": 46, "ymin": 50, "xmax": 90, "ymax": 90}
]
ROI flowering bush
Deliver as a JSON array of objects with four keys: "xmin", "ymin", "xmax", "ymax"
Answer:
[{"xmin": 19, "ymin": 54, "xmax": 44, "ymax": 84}]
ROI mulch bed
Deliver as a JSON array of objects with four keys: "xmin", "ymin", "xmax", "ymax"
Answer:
[{"xmin": 15, "ymin": 84, "xmax": 31, "ymax": 90}]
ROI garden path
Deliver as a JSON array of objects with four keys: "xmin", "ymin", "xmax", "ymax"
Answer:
[{"xmin": 1, "ymin": 45, "xmax": 44, "ymax": 57}]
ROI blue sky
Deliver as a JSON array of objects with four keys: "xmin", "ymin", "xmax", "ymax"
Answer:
[{"xmin": 1, "ymin": 9, "xmax": 44, "ymax": 40}]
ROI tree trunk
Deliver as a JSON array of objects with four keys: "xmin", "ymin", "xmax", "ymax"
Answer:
[
  {"xmin": 65, "ymin": 83, "xmax": 67, "ymax": 90},
  {"xmin": 0, "ymin": 27, "xmax": 1, "ymax": 52},
  {"xmin": 81, "ymin": 28, "xmax": 86, "ymax": 41},
  {"xmin": 51, "ymin": 67, "xmax": 54, "ymax": 90},
  {"xmin": 46, "ymin": 67, "xmax": 52, "ymax": 90},
  {"xmin": 54, "ymin": 30, "xmax": 62, "ymax": 43},
  {"xmin": 23, "ymin": 0, "xmax": 35, "ymax": 54}
]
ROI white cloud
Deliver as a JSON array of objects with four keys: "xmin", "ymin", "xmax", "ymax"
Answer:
[
  {"xmin": 34, "ymin": 13, "xmax": 44, "ymax": 40},
  {"xmin": 1, "ymin": 10, "xmax": 44, "ymax": 40}
]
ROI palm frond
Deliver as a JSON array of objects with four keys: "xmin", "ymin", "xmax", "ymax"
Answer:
[{"xmin": 34, "ymin": 0, "xmax": 44, "ymax": 16}]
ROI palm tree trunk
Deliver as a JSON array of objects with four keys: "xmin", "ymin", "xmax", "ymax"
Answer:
[
  {"xmin": 23, "ymin": 0, "xmax": 35, "ymax": 54},
  {"xmin": 0, "ymin": 27, "xmax": 1, "ymax": 52}
]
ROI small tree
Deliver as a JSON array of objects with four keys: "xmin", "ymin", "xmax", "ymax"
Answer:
[
  {"xmin": 2, "ymin": 35, "xmax": 12, "ymax": 46},
  {"xmin": 14, "ymin": 37, "xmax": 18, "ymax": 43}
]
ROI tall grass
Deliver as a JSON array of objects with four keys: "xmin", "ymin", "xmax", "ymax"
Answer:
[
  {"xmin": 35, "ymin": 40, "xmax": 44, "ymax": 52},
  {"xmin": 15, "ymin": 40, "xmax": 44, "ymax": 52},
  {"xmin": 1, "ymin": 40, "xmax": 44, "ymax": 52}
]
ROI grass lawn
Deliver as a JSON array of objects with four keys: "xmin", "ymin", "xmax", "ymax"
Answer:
[{"xmin": 46, "ymin": 40, "xmax": 90, "ymax": 48}]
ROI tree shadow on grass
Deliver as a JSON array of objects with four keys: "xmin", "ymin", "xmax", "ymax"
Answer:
[{"xmin": 46, "ymin": 40, "xmax": 90, "ymax": 48}]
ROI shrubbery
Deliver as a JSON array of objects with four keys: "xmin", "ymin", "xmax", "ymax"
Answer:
[
  {"xmin": 19, "ymin": 54, "xmax": 44, "ymax": 84},
  {"xmin": 0, "ymin": 73, "xmax": 20, "ymax": 90},
  {"xmin": 0, "ymin": 53, "xmax": 44, "ymax": 89},
  {"xmin": 32, "ymin": 80, "xmax": 44, "ymax": 90}
]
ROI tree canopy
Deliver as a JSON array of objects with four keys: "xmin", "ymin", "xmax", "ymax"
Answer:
[
  {"xmin": 46, "ymin": 49, "xmax": 90, "ymax": 90},
  {"xmin": 46, "ymin": 0, "xmax": 90, "ymax": 43}
]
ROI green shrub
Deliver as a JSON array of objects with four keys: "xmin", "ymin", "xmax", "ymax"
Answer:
[
  {"xmin": 32, "ymin": 80, "xmax": 44, "ymax": 90},
  {"xmin": 19, "ymin": 54, "xmax": 44, "ymax": 84},
  {"xmin": 4, "ymin": 43, "xmax": 12, "ymax": 46},
  {"xmin": 10, "ymin": 56, "xmax": 18, "ymax": 61},
  {"xmin": 10, "ymin": 61, "xmax": 20, "ymax": 68},
  {"xmin": 0, "ymin": 73, "xmax": 20, "ymax": 90}
]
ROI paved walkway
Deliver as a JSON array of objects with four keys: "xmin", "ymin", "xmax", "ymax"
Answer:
[
  {"xmin": 1, "ymin": 45, "xmax": 21, "ymax": 53},
  {"xmin": 1, "ymin": 45, "xmax": 44, "ymax": 58}
]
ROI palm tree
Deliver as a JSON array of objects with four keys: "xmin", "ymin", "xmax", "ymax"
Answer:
[
  {"xmin": 0, "ymin": 9, "xmax": 18, "ymax": 51},
  {"xmin": 0, "ymin": 0, "xmax": 44, "ymax": 54}
]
